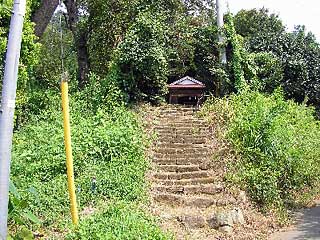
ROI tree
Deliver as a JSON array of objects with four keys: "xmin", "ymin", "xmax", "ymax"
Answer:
[
  {"xmin": 31, "ymin": 0, "xmax": 59, "ymax": 38},
  {"xmin": 234, "ymin": 9, "xmax": 320, "ymax": 108},
  {"xmin": 234, "ymin": 8, "xmax": 285, "ymax": 54},
  {"xmin": 64, "ymin": 0, "xmax": 90, "ymax": 88},
  {"xmin": 35, "ymin": 14, "xmax": 77, "ymax": 88},
  {"xmin": 113, "ymin": 10, "xmax": 169, "ymax": 103},
  {"xmin": 0, "ymin": 0, "xmax": 41, "ymax": 127},
  {"xmin": 86, "ymin": 0, "xmax": 141, "ymax": 77},
  {"xmin": 0, "ymin": 0, "xmax": 40, "ymax": 86}
]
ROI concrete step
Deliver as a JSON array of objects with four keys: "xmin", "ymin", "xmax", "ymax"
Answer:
[
  {"xmin": 152, "ymin": 171, "xmax": 210, "ymax": 180},
  {"xmin": 153, "ymin": 177, "xmax": 216, "ymax": 186}
]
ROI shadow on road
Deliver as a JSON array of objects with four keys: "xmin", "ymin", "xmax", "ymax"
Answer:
[{"xmin": 270, "ymin": 205, "xmax": 320, "ymax": 240}]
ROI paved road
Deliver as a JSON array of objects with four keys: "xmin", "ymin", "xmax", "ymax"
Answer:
[{"xmin": 270, "ymin": 205, "xmax": 320, "ymax": 240}]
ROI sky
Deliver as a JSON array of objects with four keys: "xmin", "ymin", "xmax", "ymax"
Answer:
[{"xmin": 224, "ymin": 0, "xmax": 320, "ymax": 41}]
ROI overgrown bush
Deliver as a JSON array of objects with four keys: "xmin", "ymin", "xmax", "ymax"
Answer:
[
  {"xmin": 113, "ymin": 10, "xmax": 169, "ymax": 103},
  {"xmin": 249, "ymin": 52, "xmax": 283, "ymax": 93},
  {"xmin": 10, "ymin": 80, "xmax": 151, "ymax": 235},
  {"xmin": 66, "ymin": 201, "xmax": 171, "ymax": 240},
  {"xmin": 1, "ymin": 0, "xmax": 41, "ymax": 129},
  {"xmin": 202, "ymin": 90, "xmax": 320, "ymax": 209},
  {"xmin": 234, "ymin": 9, "xmax": 320, "ymax": 108}
]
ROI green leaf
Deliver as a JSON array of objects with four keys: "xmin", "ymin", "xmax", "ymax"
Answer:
[
  {"xmin": 22, "ymin": 210, "xmax": 41, "ymax": 225},
  {"xmin": 9, "ymin": 181, "xmax": 20, "ymax": 199},
  {"xmin": 17, "ymin": 227, "xmax": 34, "ymax": 240}
]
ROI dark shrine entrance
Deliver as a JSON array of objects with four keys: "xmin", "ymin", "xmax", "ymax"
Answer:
[{"xmin": 168, "ymin": 76, "xmax": 206, "ymax": 106}]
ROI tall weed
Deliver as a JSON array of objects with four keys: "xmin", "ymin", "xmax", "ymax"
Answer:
[
  {"xmin": 10, "ymin": 77, "xmax": 152, "ymax": 235},
  {"xmin": 202, "ymin": 90, "xmax": 320, "ymax": 209}
]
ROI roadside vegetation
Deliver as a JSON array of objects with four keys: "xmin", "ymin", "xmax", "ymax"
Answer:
[
  {"xmin": 201, "ymin": 90, "xmax": 320, "ymax": 214},
  {"xmin": 9, "ymin": 76, "xmax": 170, "ymax": 239},
  {"xmin": 1, "ymin": 0, "xmax": 320, "ymax": 238}
]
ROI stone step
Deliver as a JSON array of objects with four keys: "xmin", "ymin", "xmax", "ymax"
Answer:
[
  {"xmin": 156, "ymin": 116, "xmax": 198, "ymax": 121},
  {"xmin": 158, "ymin": 107, "xmax": 195, "ymax": 111},
  {"xmin": 154, "ymin": 124, "xmax": 207, "ymax": 129},
  {"xmin": 156, "ymin": 138, "xmax": 210, "ymax": 145},
  {"xmin": 152, "ymin": 159, "xmax": 177, "ymax": 165},
  {"xmin": 153, "ymin": 158, "xmax": 210, "ymax": 166},
  {"xmin": 153, "ymin": 177, "xmax": 216, "ymax": 186},
  {"xmin": 152, "ymin": 171, "xmax": 210, "ymax": 180},
  {"xmin": 155, "ymin": 130, "xmax": 210, "ymax": 136},
  {"xmin": 156, "ymin": 117, "xmax": 205, "ymax": 122},
  {"xmin": 157, "ymin": 107, "xmax": 195, "ymax": 112},
  {"xmin": 155, "ymin": 126, "xmax": 209, "ymax": 131},
  {"xmin": 157, "ymin": 107, "xmax": 195, "ymax": 111},
  {"xmin": 153, "ymin": 193, "xmax": 216, "ymax": 208},
  {"xmin": 155, "ymin": 122, "xmax": 206, "ymax": 127},
  {"xmin": 156, "ymin": 164, "xmax": 200, "ymax": 172},
  {"xmin": 153, "ymin": 147, "xmax": 211, "ymax": 155},
  {"xmin": 157, "ymin": 134, "xmax": 210, "ymax": 140},
  {"xmin": 156, "ymin": 112, "xmax": 194, "ymax": 117},
  {"xmin": 155, "ymin": 132, "xmax": 210, "ymax": 137},
  {"xmin": 155, "ymin": 131, "xmax": 210, "ymax": 136},
  {"xmin": 155, "ymin": 143, "xmax": 208, "ymax": 149},
  {"xmin": 153, "ymin": 193, "xmax": 236, "ymax": 208},
  {"xmin": 152, "ymin": 183, "xmax": 224, "ymax": 195},
  {"xmin": 157, "ymin": 138, "xmax": 208, "ymax": 144},
  {"xmin": 153, "ymin": 152, "xmax": 209, "ymax": 159}
]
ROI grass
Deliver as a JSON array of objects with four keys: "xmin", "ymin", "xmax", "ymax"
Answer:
[
  {"xmin": 8, "ymin": 84, "xmax": 170, "ymax": 239},
  {"xmin": 201, "ymin": 89, "xmax": 320, "ymax": 212}
]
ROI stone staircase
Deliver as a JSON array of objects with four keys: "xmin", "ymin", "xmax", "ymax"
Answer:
[{"xmin": 146, "ymin": 105, "xmax": 243, "ymax": 239}]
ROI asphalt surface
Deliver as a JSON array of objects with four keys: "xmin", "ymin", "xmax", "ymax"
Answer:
[{"xmin": 270, "ymin": 205, "xmax": 320, "ymax": 240}]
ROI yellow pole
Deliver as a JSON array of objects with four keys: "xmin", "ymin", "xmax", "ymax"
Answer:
[{"xmin": 61, "ymin": 79, "xmax": 79, "ymax": 225}]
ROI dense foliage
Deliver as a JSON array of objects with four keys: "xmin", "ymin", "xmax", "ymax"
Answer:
[
  {"xmin": 1, "ymin": 0, "xmax": 41, "ymax": 129},
  {"xmin": 113, "ymin": 10, "xmax": 169, "ymax": 103},
  {"xmin": 3, "ymin": 0, "xmax": 320, "ymax": 236},
  {"xmin": 0, "ymin": 0, "xmax": 40, "ymax": 85},
  {"xmin": 8, "ymin": 76, "xmax": 169, "ymax": 238},
  {"xmin": 202, "ymin": 90, "xmax": 320, "ymax": 209},
  {"xmin": 234, "ymin": 9, "xmax": 320, "ymax": 109},
  {"xmin": 224, "ymin": 14, "xmax": 247, "ymax": 92}
]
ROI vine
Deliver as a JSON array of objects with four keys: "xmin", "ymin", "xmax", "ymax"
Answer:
[{"xmin": 224, "ymin": 13, "xmax": 248, "ymax": 92}]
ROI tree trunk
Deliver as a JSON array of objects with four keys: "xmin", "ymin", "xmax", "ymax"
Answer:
[
  {"xmin": 64, "ymin": 0, "xmax": 90, "ymax": 87},
  {"xmin": 76, "ymin": 31, "xmax": 90, "ymax": 88},
  {"xmin": 32, "ymin": 0, "xmax": 60, "ymax": 38}
]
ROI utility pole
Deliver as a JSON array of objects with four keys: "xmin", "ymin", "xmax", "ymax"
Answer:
[
  {"xmin": 0, "ymin": 0, "xmax": 26, "ymax": 239},
  {"xmin": 216, "ymin": 0, "xmax": 227, "ymax": 64}
]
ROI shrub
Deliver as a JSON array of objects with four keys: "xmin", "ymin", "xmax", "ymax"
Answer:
[
  {"xmin": 234, "ymin": 9, "xmax": 320, "ymax": 108},
  {"xmin": 202, "ymin": 90, "xmax": 320, "ymax": 209},
  {"xmin": 248, "ymin": 52, "xmax": 283, "ymax": 93},
  {"xmin": 10, "ymin": 86, "xmax": 149, "ymax": 232},
  {"xmin": 113, "ymin": 10, "xmax": 169, "ymax": 103},
  {"xmin": 66, "ymin": 201, "xmax": 171, "ymax": 240}
]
